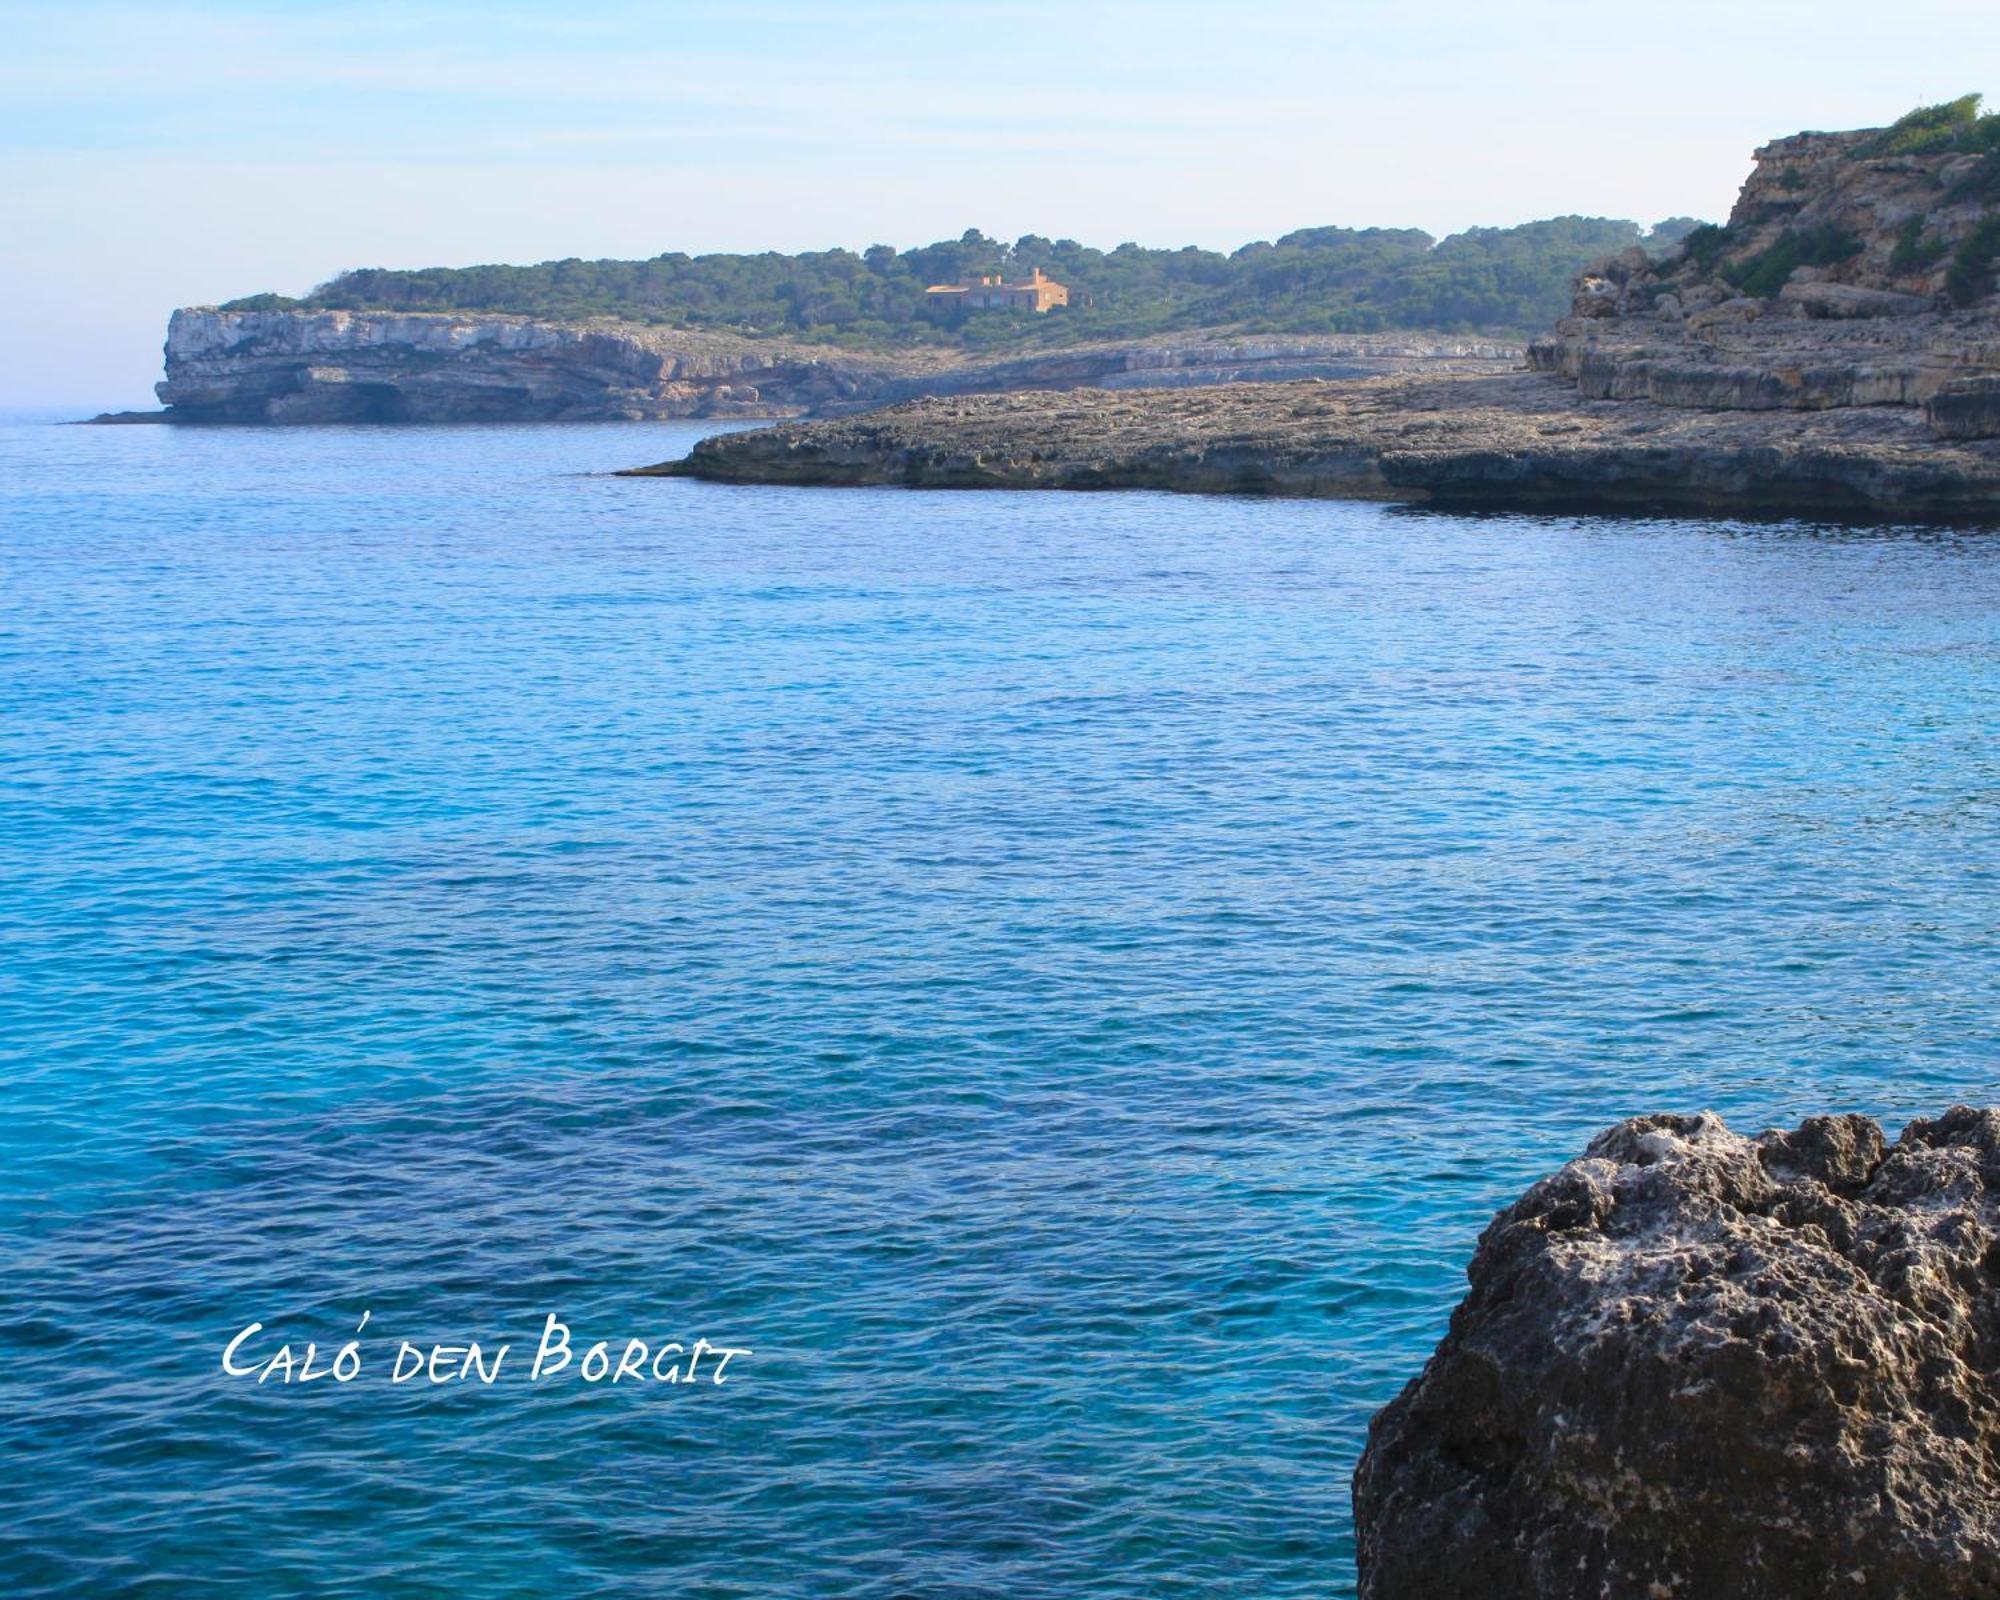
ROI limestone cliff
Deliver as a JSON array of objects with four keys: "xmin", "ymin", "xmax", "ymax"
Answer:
[
  {"xmin": 1529, "ymin": 114, "xmax": 2000, "ymax": 439},
  {"xmin": 136, "ymin": 308, "xmax": 1517, "ymax": 425},
  {"xmin": 637, "ymin": 109, "xmax": 2000, "ymax": 517},
  {"xmin": 148, "ymin": 308, "xmax": 934, "ymax": 423}
]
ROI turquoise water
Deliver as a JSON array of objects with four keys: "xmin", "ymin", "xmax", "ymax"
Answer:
[{"xmin": 2, "ymin": 415, "xmax": 1996, "ymax": 1598}]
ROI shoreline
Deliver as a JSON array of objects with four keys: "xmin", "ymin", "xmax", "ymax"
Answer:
[
  {"xmin": 122, "ymin": 309, "xmax": 1520, "ymax": 426},
  {"xmin": 619, "ymin": 370, "xmax": 2000, "ymax": 524}
]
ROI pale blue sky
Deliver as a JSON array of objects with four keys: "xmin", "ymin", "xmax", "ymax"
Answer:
[{"xmin": 2, "ymin": 0, "xmax": 1993, "ymax": 406}]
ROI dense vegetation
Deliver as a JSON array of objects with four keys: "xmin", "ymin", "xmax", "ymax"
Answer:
[
  {"xmin": 223, "ymin": 217, "xmax": 1705, "ymax": 348},
  {"xmin": 1722, "ymin": 225, "xmax": 1863, "ymax": 299},
  {"xmin": 1857, "ymin": 93, "xmax": 2000, "ymax": 158}
]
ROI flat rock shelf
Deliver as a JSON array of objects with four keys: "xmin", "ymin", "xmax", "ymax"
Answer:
[{"xmin": 622, "ymin": 372, "xmax": 2000, "ymax": 521}]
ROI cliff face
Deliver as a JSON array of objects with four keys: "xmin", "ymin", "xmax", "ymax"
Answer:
[
  {"xmin": 150, "ymin": 308, "xmax": 933, "ymax": 423},
  {"xmin": 1641, "ymin": 124, "xmax": 1991, "ymax": 306},
  {"xmin": 1529, "ymin": 123, "xmax": 2000, "ymax": 438},
  {"xmin": 142, "ymin": 308, "xmax": 1518, "ymax": 424}
]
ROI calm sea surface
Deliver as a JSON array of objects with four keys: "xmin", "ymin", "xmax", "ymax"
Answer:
[{"xmin": 2, "ymin": 415, "xmax": 1996, "ymax": 1597}]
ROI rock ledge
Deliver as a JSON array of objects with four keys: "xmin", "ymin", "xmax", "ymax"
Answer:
[{"xmin": 626, "ymin": 374, "xmax": 2000, "ymax": 522}]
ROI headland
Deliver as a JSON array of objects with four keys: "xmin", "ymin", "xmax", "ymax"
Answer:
[{"xmin": 633, "ymin": 102, "xmax": 2000, "ymax": 521}]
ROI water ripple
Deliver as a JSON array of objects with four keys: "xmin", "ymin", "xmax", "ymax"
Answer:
[{"xmin": 1, "ymin": 419, "xmax": 1996, "ymax": 1597}]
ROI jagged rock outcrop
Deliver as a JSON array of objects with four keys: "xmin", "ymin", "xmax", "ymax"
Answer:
[
  {"xmin": 1352, "ymin": 1108, "xmax": 2000, "ymax": 1600},
  {"xmin": 1530, "ymin": 120, "xmax": 2000, "ymax": 438},
  {"xmin": 132, "ymin": 308, "xmax": 1517, "ymax": 424}
]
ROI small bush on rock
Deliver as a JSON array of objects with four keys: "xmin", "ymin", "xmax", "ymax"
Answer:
[
  {"xmin": 1947, "ymin": 153, "xmax": 2000, "ymax": 206},
  {"xmin": 1946, "ymin": 215, "xmax": 2000, "ymax": 306},
  {"xmin": 1680, "ymin": 224, "xmax": 1733, "ymax": 270},
  {"xmin": 1722, "ymin": 226, "xmax": 1863, "ymax": 299},
  {"xmin": 1890, "ymin": 217, "xmax": 1952, "ymax": 276}
]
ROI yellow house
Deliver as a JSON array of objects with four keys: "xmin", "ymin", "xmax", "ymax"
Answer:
[{"xmin": 925, "ymin": 267, "xmax": 1069, "ymax": 313}]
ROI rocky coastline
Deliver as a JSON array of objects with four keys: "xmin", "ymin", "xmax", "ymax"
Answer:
[
  {"xmin": 1354, "ymin": 1108, "xmax": 2000, "ymax": 1599},
  {"xmin": 634, "ymin": 116, "xmax": 2000, "ymax": 521},
  {"xmin": 106, "ymin": 307, "xmax": 1515, "ymax": 425},
  {"xmin": 623, "ymin": 370, "xmax": 2000, "ymax": 519}
]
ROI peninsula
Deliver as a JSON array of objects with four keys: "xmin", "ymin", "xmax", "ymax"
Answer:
[
  {"xmin": 106, "ymin": 218, "xmax": 1681, "ymax": 424},
  {"xmin": 121, "ymin": 313, "xmax": 1518, "ymax": 425},
  {"xmin": 632, "ymin": 100, "xmax": 2000, "ymax": 521}
]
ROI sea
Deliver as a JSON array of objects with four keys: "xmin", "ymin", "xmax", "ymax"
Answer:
[{"xmin": 2, "ymin": 413, "xmax": 1995, "ymax": 1598}]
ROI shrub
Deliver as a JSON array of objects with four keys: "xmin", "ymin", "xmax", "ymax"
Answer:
[
  {"xmin": 1858, "ymin": 94, "xmax": 2000, "ymax": 161},
  {"xmin": 1946, "ymin": 215, "xmax": 2000, "ymax": 306},
  {"xmin": 1720, "ymin": 226, "xmax": 1863, "ymax": 299},
  {"xmin": 261, "ymin": 218, "xmax": 1657, "ymax": 346},
  {"xmin": 1889, "ymin": 216, "xmax": 1952, "ymax": 276},
  {"xmin": 1861, "ymin": 94, "xmax": 1990, "ymax": 157},
  {"xmin": 1680, "ymin": 223, "xmax": 1734, "ymax": 270},
  {"xmin": 1645, "ymin": 217, "xmax": 1707, "ymax": 252}
]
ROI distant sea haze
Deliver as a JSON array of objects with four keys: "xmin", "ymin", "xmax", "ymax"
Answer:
[{"xmin": 2, "ymin": 416, "xmax": 1994, "ymax": 1598}]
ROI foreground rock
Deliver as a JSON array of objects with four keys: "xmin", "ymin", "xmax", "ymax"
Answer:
[
  {"xmin": 120, "ymin": 308, "xmax": 1514, "ymax": 424},
  {"xmin": 1353, "ymin": 1108, "xmax": 2000, "ymax": 1600},
  {"xmin": 627, "ymin": 371, "xmax": 2000, "ymax": 519}
]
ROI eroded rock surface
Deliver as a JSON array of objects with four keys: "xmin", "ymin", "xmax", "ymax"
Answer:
[
  {"xmin": 644, "ymin": 111, "xmax": 2000, "ymax": 515},
  {"xmin": 147, "ymin": 308, "xmax": 935, "ymax": 423},
  {"xmin": 135, "ymin": 309, "xmax": 1515, "ymax": 424},
  {"xmin": 628, "ymin": 372, "xmax": 2000, "ymax": 520},
  {"xmin": 1930, "ymin": 375, "xmax": 2000, "ymax": 440},
  {"xmin": 1529, "ymin": 124, "xmax": 2000, "ymax": 438},
  {"xmin": 1353, "ymin": 1108, "xmax": 2000, "ymax": 1600}
]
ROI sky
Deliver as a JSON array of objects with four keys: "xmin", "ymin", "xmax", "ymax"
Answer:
[{"xmin": 1, "ymin": 0, "xmax": 1994, "ymax": 408}]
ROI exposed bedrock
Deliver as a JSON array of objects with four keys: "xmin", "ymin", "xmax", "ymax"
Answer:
[
  {"xmin": 147, "ymin": 308, "xmax": 924, "ymax": 423},
  {"xmin": 135, "ymin": 308, "xmax": 1516, "ymax": 424},
  {"xmin": 1527, "ymin": 309, "xmax": 2000, "ymax": 420},
  {"xmin": 629, "ymin": 373, "xmax": 2000, "ymax": 520},
  {"xmin": 1531, "ymin": 123, "xmax": 2000, "ymax": 438},
  {"xmin": 637, "ymin": 112, "xmax": 2000, "ymax": 512},
  {"xmin": 1352, "ymin": 1108, "xmax": 2000, "ymax": 1600},
  {"xmin": 1928, "ymin": 375, "xmax": 2000, "ymax": 440}
]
